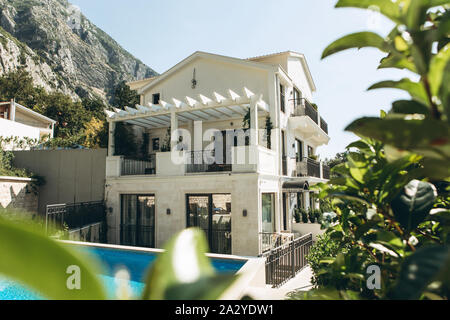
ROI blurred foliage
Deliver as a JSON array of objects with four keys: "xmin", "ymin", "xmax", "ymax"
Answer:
[
  {"xmin": 0, "ymin": 211, "xmax": 237, "ymax": 300},
  {"xmin": 295, "ymin": 0, "xmax": 450, "ymax": 300}
]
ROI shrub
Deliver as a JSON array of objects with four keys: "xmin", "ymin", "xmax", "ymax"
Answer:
[
  {"xmin": 308, "ymin": 208, "xmax": 316, "ymax": 223},
  {"xmin": 300, "ymin": 208, "xmax": 308, "ymax": 223},
  {"xmin": 306, "ymin": 233, "xmax": 342, "ymax": 287},
  {"xmin": 294, "ymin": 209, "xmax": 301, "ymax": 223},
  {"xmin": 314, "ymin": 209, "xmax": 322, "ymax": 223}
]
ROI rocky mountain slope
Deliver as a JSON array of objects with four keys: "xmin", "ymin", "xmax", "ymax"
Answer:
[{"xmin": 0, "ymin": 0, "xmax": 157, "ymax": 102}]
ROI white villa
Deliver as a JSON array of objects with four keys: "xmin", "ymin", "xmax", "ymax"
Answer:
[
  {"xmin": 0, "ymin": 100, "xmax": 55, "ymax": 150},
  {"xmin": 104, "ymin": 51, "xmax": 330, "ymax": 257}
]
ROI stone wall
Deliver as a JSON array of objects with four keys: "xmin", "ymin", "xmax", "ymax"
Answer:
[{"xmin": 0, "ymin": 176, "xmax": 38, "ymax": 213}]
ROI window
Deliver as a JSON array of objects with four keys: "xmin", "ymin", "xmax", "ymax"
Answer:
[
  {"xmin": 152, "ymin": 93, "xmax": 160, "ymax": 105},
  {"xmin": 293, "ymin": 88, "xmax": 301, "ymax": 106},
  {"xmin": 308, "ymin": 146, "xmax": 313, "ymax": 158},
  {"xmin": 152, "ymin": 138, "xmax": 160, "ymax": 151},
  {"xmin": 296, "ymin": 139, "xmax": 303, "ymax": 162},
  {"xmin": 280, "ymin": 84, "xmax": 285, "ymax": 113},
  {"xmin": 262, "ymin": 193, "xmax": 275, "ymax": 233}
]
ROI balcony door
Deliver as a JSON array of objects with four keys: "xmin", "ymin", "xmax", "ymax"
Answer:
[
  {"xmin": 186, "ymin": 194, "xmax": 232, "ymax": 254},
  {"xmin": 121, "ymin": 195, "xmax": 155, "ymax": 248}
]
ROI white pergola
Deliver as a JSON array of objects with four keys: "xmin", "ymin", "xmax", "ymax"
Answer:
[{"xmin": 105, "ymin": 87, "xmax": 270, "ymax": 156}]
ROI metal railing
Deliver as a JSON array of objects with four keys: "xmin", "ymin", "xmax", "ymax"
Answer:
[
  {"xmin": 323, "ymin": 164, "xmax": 331, "ymax": 180},
  {"xmin": 259, "ymin": 232, "xmax": 283, "ymax": 254},
  {"xmin": 121, "ymin": 155, "xmax": 156, "ymax": 176},
  {"xmin": 262, "ymin": 233, "xmax": 313, "ymax": 288},
  {"xmin": 293, "ymin": 100, "xmax": 318, "ymax": 124},
  {"xmin": 186, "ymin": 150, "xmax": 232, "ymax": 173},
  {"xmin": 46, "ymin": 201, "xmax": 107, "ymax": 242},
  {"xmin": 320, "ymin": 117, "xmax": 329, "ymax": 135}
]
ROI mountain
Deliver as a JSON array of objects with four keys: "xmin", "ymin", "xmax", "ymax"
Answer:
[{"xmin": 0, "ymin": 0, "xmax": 157, "ymax": 102}]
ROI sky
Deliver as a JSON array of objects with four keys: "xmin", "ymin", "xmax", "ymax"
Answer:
[{"xmin": 69, "ymin": 0, "xmax": 412, "ymax": 159}]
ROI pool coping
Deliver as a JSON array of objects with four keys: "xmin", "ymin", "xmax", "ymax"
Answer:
[{"xmin": 59, "ymin": 240, "xmax": 266, "ymax": 300}]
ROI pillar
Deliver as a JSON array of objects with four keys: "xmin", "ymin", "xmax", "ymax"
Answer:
[{"xmin": 108, "ymin": 121, "xmax": 116, "ymax": 156}]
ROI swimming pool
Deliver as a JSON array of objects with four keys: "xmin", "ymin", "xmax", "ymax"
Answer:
[{"xmin": 0, "ymin": 243, "xmax": 247, "ymax": 300}]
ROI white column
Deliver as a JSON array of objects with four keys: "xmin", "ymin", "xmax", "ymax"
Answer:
[
  {"xmin": 304, "ymin": 191, "xmax": 310, "ymax": 210},
  {"xmin": 320, "ymin": 161, "xmax": 323, "ymax": 179},
  {"xmin": 170, "ymin": 109, "xmax": 178, "ymax": 151},
  {"xmin": 108, "ymin": 121, "xmax": 116, "ymax": 156}
]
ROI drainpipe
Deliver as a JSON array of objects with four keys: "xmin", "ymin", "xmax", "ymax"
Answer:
[{"xmin": 10, "ymin": 99, "xmax": 16, "ymax": 121}]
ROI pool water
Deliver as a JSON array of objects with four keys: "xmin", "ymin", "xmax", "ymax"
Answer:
[{"xmin": 0, "ymin": 245, "xmax": 246, "ymax": 300}]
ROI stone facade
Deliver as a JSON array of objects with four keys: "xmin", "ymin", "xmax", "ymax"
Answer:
[{"xmin": 0, "ymin": 176, "xmax": 38, "ymax": 213}]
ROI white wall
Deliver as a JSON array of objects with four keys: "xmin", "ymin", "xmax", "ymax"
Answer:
[{"xmin": 0, "ymin": 118, "xmax": 41, "ymax": 150}]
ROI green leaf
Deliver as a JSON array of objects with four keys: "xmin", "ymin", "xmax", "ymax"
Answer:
[
  {"xmin": 390, "ymin": 245, "xmax": 450, "ymax": 300},
  {"xmin": 345, "ymin": 117, "xmax": 450, "ymax": 160},
  {"xmin": 368, "ymin": 79, "xmax": 429, "ymax": 105},
  {"xmin": 335, "ymin": 0, "xmax": 403, "ymax": 23},
  {"xmin": 165, "ymin": 274, "xmax": 236, "ymax": 300},
  {"xmin": 391, "ymin": 100, "xmax": 430, "ymax": 115},
  {"xmin": 379, "ymin": 54, "xmax": 417, "ymax": 73},
  {"xmin": 406, "ymin": 0, "xmax": 450, "ymax": 31},
  {"xmin": 141, "ymin": 228, "xmax": 236, "ymax": 300},
  {"xmin": 0, "ymin": 218, "xmax": 106, "ymax": 300},
  {"xmin": 429, "ymin": 43, "xmax": 450, "ymax": 97},
  {"xmin": 391, "ymin": 180, "xmax": 437, "ymax": 231},
  {"xmin": 322, "ymin": 32, "xmax": 388, "ymax": 59}
]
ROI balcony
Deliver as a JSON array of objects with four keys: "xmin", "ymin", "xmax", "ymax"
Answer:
[
  {"xmin": 121, "ymin": 156, "xmax": 156, "ymax": 176},
  {"xmin": 106, "ymin": 146, "xmax": 278, "ymax": 178},
  {"xmin": 290, "ymin": 100, "xmax": 330, "ymax": 146},
  {"xmin": 296, "ymin": 157, "xmax": 330, "ymax": 180}
]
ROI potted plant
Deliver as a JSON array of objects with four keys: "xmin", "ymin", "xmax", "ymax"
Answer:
[
  {"xmin": 314, "ymin": 209, "xmax": 322, "ymax": 224},
  {"xmin": 294, "ymin": 209, "xmax": 301, "ymax": 223},
  {"xmin": 301, "ymin": 208, "xmax": 309, "ymax": 224},
  {"xmin": 308, "ymin": 208, "xmax": 316, "ymax": 223}
]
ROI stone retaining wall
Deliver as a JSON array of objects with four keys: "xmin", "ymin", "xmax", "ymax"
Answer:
[{"xmin": 0, "ymin": 176, "xmax": 38, "ymax": 213}]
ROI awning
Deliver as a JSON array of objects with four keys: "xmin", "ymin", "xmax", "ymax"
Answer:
[{"xmin": 282, "ymin": 180, "xmax": 309, "ymax": 193}]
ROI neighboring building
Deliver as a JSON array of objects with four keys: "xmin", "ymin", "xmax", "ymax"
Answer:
[
  {"xmin": 104, "ymin": 51, "xmax": 330, "ymax": 256},
  {"xmin": 0, "ymin": 100, "xmax": 55, "ymax": 149}
]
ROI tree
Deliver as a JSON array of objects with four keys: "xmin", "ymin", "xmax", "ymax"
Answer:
[
  {"xmin": 295, "ymin": 0, "xmax": 450, "ymax": 301},
  {"xmin": 112, "ymin": 80, "xmax": 139, "ymax": 108}
]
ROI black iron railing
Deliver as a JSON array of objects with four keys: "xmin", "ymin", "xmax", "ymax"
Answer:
[
  {"xmin": 306, "ymin": 158, "xmax": 321, "ymax": 178},
  {"xmin": 186, "ymin": 150, "xmax": 232, "ymax": 173},
  {"xmin": 323, "ymin": 164, "xmax": 331, "ymax": 180},
  {"xmin": 320, "ymin": 117, "xmax": 329, "ymax": 134},
  {"xmin": 46, "ymin": 201, "xmax": 107, "ymax": 242},
  {"xmin": 262, "ymin": 233, "xmax": 313, "ymax": 288},
  {"xmin": 121, "ymin": 155, "xmax": 156, "ymax": 176}
]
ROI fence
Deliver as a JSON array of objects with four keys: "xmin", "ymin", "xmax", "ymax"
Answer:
[
  {"xmin": 121, "ymin": 155, "xmax": 156, "ymax": 176},
  {"xmin": 262, "ymin": 233, "xmax": 313, "ymax": 288},
  {"xmin": 46, "ymin": 201, "xmax": 107, "ymax": 243}
]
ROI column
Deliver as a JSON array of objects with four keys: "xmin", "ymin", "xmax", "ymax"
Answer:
[
  {"xmin": 250, "ymin": 97, "xmax": 259, "ymax": 147},
  {"xmin": 108, "ymin": 121, "xmax": 116, "ymax": 156},
  {"xmin": 10, "ymin": 99, "xmax": 16, "ymax": 121},
  {"xmin": 170, "ymin": 109, "xmax": 178, "ymax": 151}
]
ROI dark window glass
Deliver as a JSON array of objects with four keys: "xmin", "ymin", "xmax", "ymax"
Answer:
[
  {"xmin": 152, "ymin": 93, "xmax": 160, "ymax": 105},
  {"xmin": 152, "ymin": 138, "xmax": 160, "ymax": 151},
  {"xmin": 280, "ymin": 84, "xmax": 285, "ymax": 113}
]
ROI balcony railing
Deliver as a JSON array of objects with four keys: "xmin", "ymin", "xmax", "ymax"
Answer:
[
  {"xmin": 186, "ymin": 150, "xmax": 232, "ymax": 173},
  {"xmin": 121, "ymin": 155, "xmax": 156, "ymax": 176},
  {"xmin": 323, "ymin": 164, "xmax": 331, "ymax": 180},
  {"xmin": 296, "ymin": 157, "xmax": 330, "ymax": 179},
  {"xmin": 293, "ymin": 99, "xmax": 318, "ymax": 124},
  {"xmin": 320, "ymin": 117, "xmax": 329, "ymax": 135}
]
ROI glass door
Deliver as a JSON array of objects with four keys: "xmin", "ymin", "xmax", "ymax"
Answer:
[
  {"xmin": 187, "ymin": 194, "xmax": 232, "ymax": 254},
  {"xmin": 121, "ymin": 194, "xmax": 155, "ymax": 248}
]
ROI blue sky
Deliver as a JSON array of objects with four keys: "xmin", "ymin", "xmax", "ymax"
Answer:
[{"xmin": 70, "ymin": 0, "xmax": 412, "ymax": 159}]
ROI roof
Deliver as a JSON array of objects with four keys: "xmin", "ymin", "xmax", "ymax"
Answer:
[
  {"xmin": 0, "ymin": 101, "xmax": 56, "ymax": 124},
  {"xmin": 136, "ymin": 51, "xmax": 279, "ymax": 95},
  {"xmin": 248, "ymin": 51, "xmax": 317, "ymax": 92}
]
